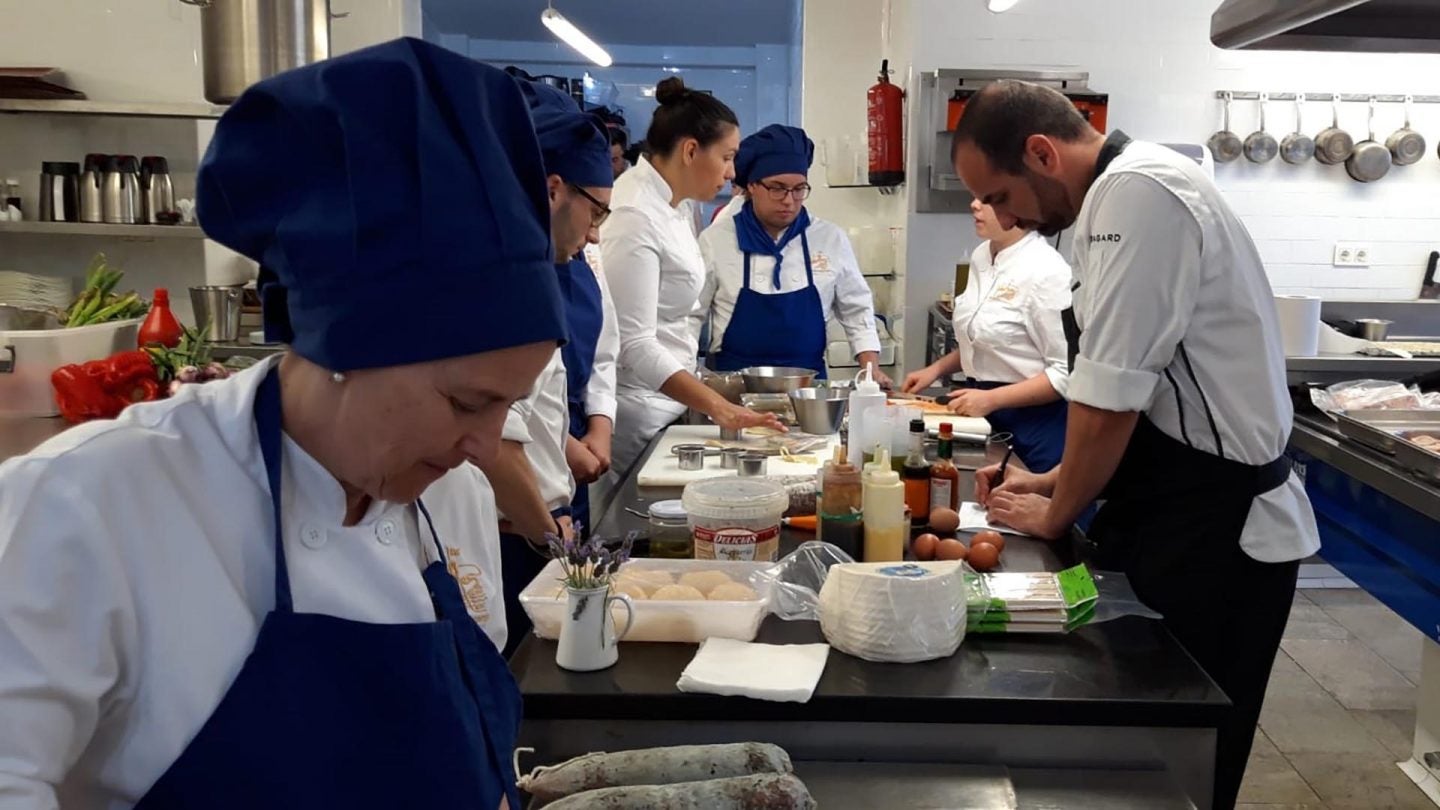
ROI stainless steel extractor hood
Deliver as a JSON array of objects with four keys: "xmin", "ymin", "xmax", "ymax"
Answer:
[{"xmin": 1211, "ymin": 0, "xmax": 1440, "ymax": 53}]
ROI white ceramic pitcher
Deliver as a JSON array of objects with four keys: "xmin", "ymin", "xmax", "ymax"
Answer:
[{"xmin": 556, "ymin": 585, "xmax": 634, "ymax": 672}]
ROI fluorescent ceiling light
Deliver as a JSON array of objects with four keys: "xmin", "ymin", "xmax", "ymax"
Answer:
[
  {"xmin": 541, "ymin": 7, "xmax": 613, "ymax": 67},
  {"xmin": 987, "ymin": 0, "xmax": 1020, "ymax": 11}
]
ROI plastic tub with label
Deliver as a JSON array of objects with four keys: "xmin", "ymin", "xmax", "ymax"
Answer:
[{"xmin": 682, "ymin": 477, "xmax": 789, "ymax": 562}]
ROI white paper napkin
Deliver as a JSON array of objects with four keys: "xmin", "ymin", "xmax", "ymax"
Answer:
[
  {"xmin": 677, "ymin": 637, "xmax": 830, "ymax": 703},
  {"xmin": 958, "ymin": 501, "xmax": 1030, "ymax": 536}
]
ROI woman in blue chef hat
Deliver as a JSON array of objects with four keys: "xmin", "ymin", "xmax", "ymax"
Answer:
[
  {"xmin": 484, "ymin": 74, "xmax": 618, "ymax": 654},
  {"xmin": 0, "ymin": 39, "xmax": 556, "ymax": 809}
]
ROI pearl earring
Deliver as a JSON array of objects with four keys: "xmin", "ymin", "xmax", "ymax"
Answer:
[{"xmin": 331, "ymin": 371, "xmax": 346, "ymax": 384}]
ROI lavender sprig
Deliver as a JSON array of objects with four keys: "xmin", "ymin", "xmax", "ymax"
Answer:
[{"xmin": 546, "ymin": 529, "xmax": 637, "ymax": 592}]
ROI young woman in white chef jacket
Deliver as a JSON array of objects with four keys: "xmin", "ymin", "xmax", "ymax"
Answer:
[
  {"xmin": 0, "ymin": 40, "xmax": 552, "ymax": 810},
  {"xmin": 600, "ymin": 77, "xmax": 781, "ymax": 479},
  {"xmin": 901, "ymin": 197, "xmax": 1072, "ymax": 473}
]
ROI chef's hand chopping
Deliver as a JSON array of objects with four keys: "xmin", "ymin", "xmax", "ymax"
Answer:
[
  {"xmin": 713, "ymin": 402, "xmax": 787, "ymax": 433},
  {"xmin": 974, "ymin": 463, "xmax": 1054, "ymax": 506},
  {"xmin": 947, "ymin": 388, "xmax": 998, "ymax": 417}
]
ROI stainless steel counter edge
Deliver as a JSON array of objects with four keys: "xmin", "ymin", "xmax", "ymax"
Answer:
[{"xmin": 1289, "ymin": 414, "xmax": 1440, "ymax": 522}]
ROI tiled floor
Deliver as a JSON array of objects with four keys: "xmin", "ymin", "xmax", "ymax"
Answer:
[{"xmin": 1237, "ymin": 587, "xmax": 1432, "ymax": 810}]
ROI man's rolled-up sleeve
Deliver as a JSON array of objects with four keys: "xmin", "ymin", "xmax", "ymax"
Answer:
[{"xmin": 1067, "ymin": 173, "xmax": 1203, "ymax": 413}]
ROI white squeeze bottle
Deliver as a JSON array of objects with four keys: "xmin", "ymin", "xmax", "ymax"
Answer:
[
  {"xmin": 847, "ymin": 364, "xmax": 887, "ymax": 468},
  {"xmin": 862, "ymin": 445, "xmax": 906, "ymax": 563}
]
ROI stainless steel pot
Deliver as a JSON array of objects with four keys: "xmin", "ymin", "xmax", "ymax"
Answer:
[
  {"xmin": 1207, "ymin": 92, "xmax": 1243, "ymax": 164},
  {"xmin": 190, "ymin": 285, "xmax": 245, "ymax": 341},
  {"xmin": 1279, "ymin": 94, "xmax": 1315, "ymax": 165},
  {"xmin": 1243, "ymin": 93, "xmax": 1279, "ymax": 163},
  {"xmin": 1386, "ymin": 95, "xmax": 1427, "ymax": 167},
  {"xmin": 1346, "ymin": 97, "xmax": 1392, "ymax": 183},
  {"xmin": 1315, "ymin": 94, "xmax": 1355, "ymax": 165},
  {"xmin": 180, "ymin": 0, "xmax": 335, "ymax": 105}
]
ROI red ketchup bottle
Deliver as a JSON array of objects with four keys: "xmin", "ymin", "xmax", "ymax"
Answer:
[{"xmin": 138, "ymin": 288, "xmax": 184, "ymax": 349}]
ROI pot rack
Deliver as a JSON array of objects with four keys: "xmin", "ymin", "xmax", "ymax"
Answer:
[{"xmin": 1215, "ymin": 91, "xmax": 1440, "ymax": 104}]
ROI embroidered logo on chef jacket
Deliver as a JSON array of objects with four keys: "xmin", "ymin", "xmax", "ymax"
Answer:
[
  {"xmin": 812, "ymin": 252, "xmax": 832, "ymax": 273},
  {"xmin": 1088, "ymin": 233, "xmax": 1122, "ymax": 244},
  {"xmin": 446, "ymin": 545, "xmax": 492, "ymax": 624},
  {"xmin": 992, "ymin": 283, "xmax": 1020, "ymax": 303}
]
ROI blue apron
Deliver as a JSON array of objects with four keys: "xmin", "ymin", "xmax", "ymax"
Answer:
[
  {"xmin": 712, "ymin": 231, "xmax": 828, "ymax": 377},
  {"xmin": 962, "ymin": 379, "xmax": 1068, "ymax": 474},
  {"xmin": 135, "ymin": 367, "xmax": 523, "ymax": 810},
  {"xmin": 556, "ymin": 256, "xmax": 605, "ymax": 531}
]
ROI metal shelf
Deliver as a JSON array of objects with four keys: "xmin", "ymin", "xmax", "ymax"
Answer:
[
  {"xmin": 0, "ymin": 221, "xmax": 205, "ymax": 239},
  {"xmin": 1215, "ymin": 91, "xmax": 1440, "ymax": 103},
  {"xmin": 0, "ymin": 98, "xmax": 226, "ymax": 119}
]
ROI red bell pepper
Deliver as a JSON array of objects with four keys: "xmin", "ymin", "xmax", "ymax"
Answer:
[{"xmin": 51, "ymin": 350, "xmax": 164, "ymax": 424}]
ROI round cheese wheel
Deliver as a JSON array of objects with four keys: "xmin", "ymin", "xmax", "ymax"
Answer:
[
  {"xmin": 678, "ymin": 570, "xmax": 735, "ymax": 595},
  {"xmin": 707, "ymin": 581, "xmax": 759, "ymax": 601},
  {"xmin": 651, "ymin": 584, "xmax": 706, "ymax": 601}
]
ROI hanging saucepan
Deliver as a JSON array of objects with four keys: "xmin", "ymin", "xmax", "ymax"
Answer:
[
  {"xmin": 1314, "ymin": 93, "xmax": 1355, "ymax": 165},
  {"xmin": 1207, "ymin": 91, "xmax": 1243, "ymax": 164},
  {"xmin": 1280, "ymin": 93, "xmax": 1316, "ymax": 164},
  {"xmin": 1386, "ymin": 94, "xmax": 1427, "ymax": 166},
  {"xmin": 1244, "ymin": 93, "xmax": 1279, "ymax": 163},
  {"xmin": 1346, "ymin": 97, "xmax": 1392, "ymax": 183}
]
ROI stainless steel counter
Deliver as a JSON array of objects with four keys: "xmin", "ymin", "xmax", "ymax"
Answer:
[
  {"xmin": 0, "ymin": 416, "xmax": 68, "ymax": 465},
  {"xmin": 1289, "ymin": 413, "xmax": 1440, "ymax": 523},
  {"xmin": 1286, "ymin": 353, "xmax": 1440, "ymax": 386}
]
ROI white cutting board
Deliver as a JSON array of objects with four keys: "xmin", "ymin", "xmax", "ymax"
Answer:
[
  {"xmin": 921, "ymin": 413, "xmax": 990, "ymax": 437},
  {"xmin": 636, "ymin": 425, "xmax": 841, "ymax": 487}
]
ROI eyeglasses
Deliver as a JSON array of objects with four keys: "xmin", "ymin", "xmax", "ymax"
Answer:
[
  {"xmin": 567, "ymin": 182, "xmax": 611, "ymax": 227},
  {"xmin": 756, "ymin": 182, "xmax": 811, "ymax": 202}
]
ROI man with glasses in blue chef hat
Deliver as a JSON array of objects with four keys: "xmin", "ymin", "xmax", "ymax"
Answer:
[
  {"xmin": 697, "ymin": 124, "xmax": 890, "ymax": 385},
  {"xmin": 485, "ymin": 75, "xmax": 617, "ymax": 655}
]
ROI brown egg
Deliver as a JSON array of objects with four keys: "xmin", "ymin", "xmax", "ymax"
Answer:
[
  {"xmin": 968, "ymin": 541, "xmax": 1001, "ymax": 571},
  {"xmin": 973, "ymin": 530, "xmax": 1005, "ymax": 552},
  {"xmin": 936, "ymin": 538, "xmax": 968, "ymax": 561},
  {"xmin": 929, "ymin": 507, "xmax": 961, "ymax": 535},
  {"xmin": 912, "ymin": 533, "xmax": 939, "ymax": 561}
]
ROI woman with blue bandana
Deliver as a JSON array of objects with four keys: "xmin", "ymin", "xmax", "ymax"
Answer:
[
  {"xmin": 698, "ymin": 124, "xmax": 888, "ymax": 384},
  {"xmin": 488, "ymin": 75, "xmax": 617, "ymax": 655},
  {"xmin": 0, "ymin": 39, "xmax": 554, "ymax": 809}
]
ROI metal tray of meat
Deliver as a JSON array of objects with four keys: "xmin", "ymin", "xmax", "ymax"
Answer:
[
  {"xmin": 1334, "ymin": 410, "xmax": 1440, "ymax": 455},
  {"xmin": 1393, "ymin": 428, "xmax": 1440, "ymax": 484}
]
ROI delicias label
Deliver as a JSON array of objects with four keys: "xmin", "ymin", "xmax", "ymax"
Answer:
[{"xmin": 693, "ymin": 525, "xmax": 780, "ymax": 562}]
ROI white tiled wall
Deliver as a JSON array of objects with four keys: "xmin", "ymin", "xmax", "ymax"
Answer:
[{"xmin": 891, "ymin": 0, "xmax": 1440, "ymax": 370}]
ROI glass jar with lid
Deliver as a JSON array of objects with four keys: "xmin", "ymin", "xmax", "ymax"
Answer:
[{"xmin": 647, "ymin": 499, "xmax": 693, "ymax": 559}]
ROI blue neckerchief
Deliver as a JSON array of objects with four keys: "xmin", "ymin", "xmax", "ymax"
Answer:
[{"xmin": 734, "ymin": 200, "xmax": 812, "ymax": 289}]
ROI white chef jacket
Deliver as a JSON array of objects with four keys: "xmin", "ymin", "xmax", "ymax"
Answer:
[
  {"xmin": 0, "ymin": 358, "xmax": 507, "ymax": 808},
  {"xmin": 697, "ymin": 214, "xmax": 882, "ymax": 359},
  {"xmin": 579, "ymin": 245, "xmax": 620, "ymax": 424},
  {"xmin": 951, "ymin": 231, "xmax": 1071, "ymax": 396},
  {"xmin": 600, "ymin": 156, "xmax": 704, "ymax": 396},
  {"xmin": 708, "ymin": 194, "xmax": 745, "ymax": 228},
  {"xmin": 501, "ymin": 348, "xmax": 575, "ymax": 514},
  {"xmin": 1068, "ymin": 139, "xmax": 1320, "ymax": 564}
]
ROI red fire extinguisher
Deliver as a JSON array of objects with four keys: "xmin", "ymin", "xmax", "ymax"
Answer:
[{"xmin": 867, "ymin": 59, "xmax": 905, "ymax": 187}]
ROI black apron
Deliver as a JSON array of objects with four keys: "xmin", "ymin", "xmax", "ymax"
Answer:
[{"xmin": 1068, "ymin": 130, "xmax": 1299, "ymax": 810}]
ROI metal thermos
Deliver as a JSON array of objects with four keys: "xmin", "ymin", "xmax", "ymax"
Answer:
[
  {"xmin": 140, "ymin": 156, "xmax": 176, "ymax": 224},
  {"xmin": 79, "ymin": 154, "xmax": 105, "ymax": 223},
  {"xmin": 38, "ymin": 162, "xmax": 80, "ymax": 222},
  {"xmin": 181, "ymin": 0, "xmax": 332, "ymax": 105},
  {"xmin": 103, "ymin": 155, "xmax": 141, "ymax": 224}
]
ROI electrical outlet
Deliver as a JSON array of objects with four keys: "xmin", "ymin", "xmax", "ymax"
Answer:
[{"xmin": 1333, "ymin": 242, "xmax": 1371, "ymax": 267}]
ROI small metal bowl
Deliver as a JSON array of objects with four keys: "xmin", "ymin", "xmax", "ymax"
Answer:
[
  {"xmin": 720, "ymin": 447, "xmax": 746, "ymax": 469},
  {"xmin": 740, "ymin": 366, "xmax": 819, "ymax": 394},
  {"xmin": 789, "ymin": 386, "xmax": 850, "ymax": 435},
  {"xmin": 737, "ymin": 452, "xmax": 768, "ymax": 477},
  {"xmin": 675, "ymin": 444, "xmax": 707, "ymax": 471},
  {"xmin": 1356, "ymin": 318, "xmax": 1393, "ymax": 342}
]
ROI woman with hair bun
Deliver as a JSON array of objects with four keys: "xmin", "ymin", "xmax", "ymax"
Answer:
[{"xmin": 599, "ymin": 77, "xmax": 782, "ymax": 485}]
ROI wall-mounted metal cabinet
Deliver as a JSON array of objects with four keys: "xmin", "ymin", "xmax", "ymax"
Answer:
[{"xmin": 915, "ymin": 68, "xmax": 1096, "ymax": 213}]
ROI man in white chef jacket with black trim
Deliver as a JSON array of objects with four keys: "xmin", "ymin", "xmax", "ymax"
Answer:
[
  {"xmin": 697, "ymin": 124, "xmax": 888, "ymax": 383},
  {"xmin": 954, "ymin": 81, "xmax": 1320, "ymax": 810}
]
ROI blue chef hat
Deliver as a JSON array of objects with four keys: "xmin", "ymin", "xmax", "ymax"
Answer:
[
  {"xmin": 735, "ymin": 124, "xmax": 814, "ymax": 188},
  {"xmin": 197, "ymin": 37, "xmax": 565, "ymax": 373},
  {"xmin": 514, "ymin": 77, "xmax": 613, "ymax": 190}
]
